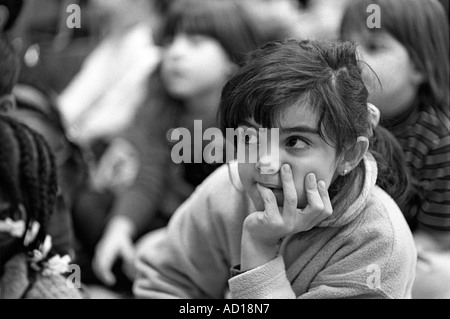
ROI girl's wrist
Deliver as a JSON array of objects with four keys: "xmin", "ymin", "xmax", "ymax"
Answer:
[
  {"xmin": 107, "ymin": 215, "xmax": 136, "ymax": 238},
  {"xmin": 240, "ymin": 229, "xmax": 280, "ymax": 271}
]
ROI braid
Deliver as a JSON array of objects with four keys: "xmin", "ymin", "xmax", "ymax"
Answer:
[
  {"xmin": 0, "ymin": 119, "xmax": 22, "ymax": 216},
  {"xmin": 30, "ymin": 129, "xmax": 58, "ymax": 225},
  {"xmin": 7, "ymin": 119, "xmax": 41, "ymax": 224},
  {"xmin": 0, "ymin": 115, "xmax": 58, "ymax": 250}
]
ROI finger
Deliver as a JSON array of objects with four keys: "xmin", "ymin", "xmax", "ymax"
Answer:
[
  {"xmin": 280, "ymin": 164, "xmax": 298, "ymax": 218},
  {"xmin": 308, "ymin": 180, "xmax": 332, "ymax": 225},
  {"xmin": 317, "ymin": 180, "xmax": 333, "ymax": 218},
  {"xmin": 121, "ymin": 241, "xmax": 136, "ymax": 265},
  {"xmin": 304, "ymin": 173, "xmax": 324, "ymax": 212},
  {"xmin": 122, "ymin": 255, "xmax": 137, "ymax": 281},
  {"xmin": 93, "ymin": 256, "xmax": 115, "ymax": 286},
  {"xmin": 92, "ymin": 246, "xmax": 116, "ymax": 286},
  {"xmin": 122, "ymin": 263, "xmax": 136, "ymax": 281},
  {"xmin": 256, "ymin": 183, "xmax": 279, "ymax": 219}
]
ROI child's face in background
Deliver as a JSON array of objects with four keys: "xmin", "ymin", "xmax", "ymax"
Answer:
[
  {"xmin": 238, "ymin": 103, "xmax": 340, "ymax": 211},
  {"xmin": 161, "ymin": 33, "xmax": 236, "ymax": 107},
  {"xmin": 346, "ymin": 30, "xmax": 423, "ymax": 119}
]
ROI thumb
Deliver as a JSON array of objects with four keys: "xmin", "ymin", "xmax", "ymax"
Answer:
[{"xmin": 92, "ymin": 245, "xmax": 117, "ymax": 286}]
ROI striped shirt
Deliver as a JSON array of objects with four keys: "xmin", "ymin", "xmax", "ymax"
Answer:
[{"xmin": 384, "ymin": 101, "xmax": 450, "ymax": 231}]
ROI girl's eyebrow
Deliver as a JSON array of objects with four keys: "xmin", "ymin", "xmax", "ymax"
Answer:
[
  {"xmin": 280, "ymin": 125, "xmax": 319, "ymax": 135},
  {"xmin": 239, "ymin": 120, "xmax": 260, "ymax": 129},
  {"xmin": 239, "ymin": 121, "xmax": 319, "ymax": 135}
]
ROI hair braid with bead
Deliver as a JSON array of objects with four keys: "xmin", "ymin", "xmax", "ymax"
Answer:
[{"xmin": 0, "ymin": 114, "xmax": 58, "ymax": 250}]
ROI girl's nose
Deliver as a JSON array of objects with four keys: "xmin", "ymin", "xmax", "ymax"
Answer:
[
  {"xmin": 165, "ymin": 35, "xmax": 188, "ymax": 60},
  {"xmin": 255, "ymin": 154, "xmax": 281, "ymax": 175}
]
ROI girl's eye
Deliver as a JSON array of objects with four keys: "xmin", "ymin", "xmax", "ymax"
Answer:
[
  {"xmin": 286, "ymin": 137, "xmax": 308, "ymax": 149},
  {"xmin": 366, "ymin": 41, "xmax": 379, "ymax": 52},
  {"xmin": 244, "ymin": 134, "xmax": 258, "ymax": 145},
  {"xmin": 188, "ymin": 35, "xmax": 209, "ymax": 46},
  {"xmin": 161, "ymin": 36, "xmax": 174, "ymax": 48},
  {"xmin": 364, "ymin": 37, "xmax": 385, "ymax": 53}
]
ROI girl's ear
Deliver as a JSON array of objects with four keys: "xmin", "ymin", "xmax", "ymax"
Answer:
[
  {"xmin": 0, "ymin": 94, "xmax": 17, "ymax": 113},
  {"xmin": 339, "ymin": 136, "xmax": 369, "ymax": 176}
]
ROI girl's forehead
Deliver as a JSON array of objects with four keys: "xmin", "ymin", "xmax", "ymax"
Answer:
[
  {"xmin": 277, "ymin": 102, "xmax": 319, "ymax": 130},
  {"xmin": 243, "ymin": 101, "xmax": 320, "ymax": 130}
]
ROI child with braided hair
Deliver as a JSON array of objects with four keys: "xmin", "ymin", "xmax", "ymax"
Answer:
[
  {"xmin": 0, "ymin": 33, "xmax": 77, "ymax": 260},
  {"xmin": 0, "ymin": 114, "xmax": 83, "ymax": 298}
]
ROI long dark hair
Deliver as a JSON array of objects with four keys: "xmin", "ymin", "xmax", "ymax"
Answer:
[{"xmin": 219, "ymin": 39, "xmax": 411, "ymax": 210}]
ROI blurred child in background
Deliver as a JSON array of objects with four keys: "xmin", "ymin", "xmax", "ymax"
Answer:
[
  {"xmin": 0, "ymin": 114, "xmax": 82, "ymax": 299},
  {"xmin": 1, "ymin": 0, "xmax": 87, "ymax": 261},
  {"xmin": 8, "ymin": 80, "xmax": 89, "ymax": 259},
  {"xmin": 57, "ymin": 0, "xmax": 167, "ymax": 149},
  {"xmin": 341, "ymin": 0, "xmax": 450, "ymax": 298}
]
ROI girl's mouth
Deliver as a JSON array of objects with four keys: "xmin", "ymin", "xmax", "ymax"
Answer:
[
  {"xmin": 257, "ymin": 183, "xmax": 284, "ymax": 206},
  {"xmin": 271, "ymin": 188, "xmax": 284, "ymax": 206}
]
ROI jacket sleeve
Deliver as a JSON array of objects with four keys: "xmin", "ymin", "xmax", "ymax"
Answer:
[
  {"xmin": 229, "ymin": 211, "xmax": 416, "ymax": 299},
  {"xmin": 228, "ymin": 255, "xmax": 295, "ymax": 299},
  {"xmin": 133, "ymin": 181, "xmax": 231, "ymax": 299},
  {"xmin": 228, "ymin": 250, "xmax": 398, "ymax": 299}
]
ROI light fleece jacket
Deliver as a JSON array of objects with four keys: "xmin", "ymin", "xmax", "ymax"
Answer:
[{"xmin": 133, "ymin": 154, "xmax": 417, "ymax": 299}]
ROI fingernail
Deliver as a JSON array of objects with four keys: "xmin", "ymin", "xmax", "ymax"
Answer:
[
  {"xmin": 318, "ymin": 180, "xmax": 326, "ymax": 190},
  {"xmin": 308, "ymin": 173, "xmax": 316, "ymax": 184},
  {"xmin": 283, "ymin": 164, "xmax": 291, "ymax": 173}
]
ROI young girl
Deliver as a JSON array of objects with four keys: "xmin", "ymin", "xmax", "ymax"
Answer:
[
  {"xmin": 0, "ymin": 115, "xmax": 82, "ymax": 299},
  {"xmin": 133, "ymin": 39, "xmax": 416, "ymax": 299},
  {"xmin": 8, "ymin": 80, "xmax": 89, "ymax": 258},
  {"xmin": 340, "ymin": 0, "xmax": 449, "ymax": 298},
  {"xmin": 79, "ymin": 0, "xmax": 295, "ymax": 290}
]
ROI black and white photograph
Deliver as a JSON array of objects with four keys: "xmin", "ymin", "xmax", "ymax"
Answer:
[{"xmin": 0, "ymin": 0, "xmax": 449, "ymax": 305}]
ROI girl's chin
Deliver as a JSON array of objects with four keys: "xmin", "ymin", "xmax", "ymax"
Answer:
[{"xmin": 250, "ymin": 192, "xmax": 307, "ymax": 212}]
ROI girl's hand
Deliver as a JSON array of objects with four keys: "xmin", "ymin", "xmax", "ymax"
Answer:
[
  {"xmin": 92, "ymin": 216, "xmax": 136, "ymax": 286},
  {"xmin": 240, "ymin": 164, "xmax": 332, "ymax": 271}
]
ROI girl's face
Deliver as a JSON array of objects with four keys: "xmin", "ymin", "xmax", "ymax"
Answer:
[
  {"xmin": 346, "ymin": 30, "xmax": 423, "ymax": 119},
  {"xmin": 161, "ymin": 33, "xmax": 236, "ymax": 102},
  {"xmin": 238, "ymin": 103, "xmax": 340, "ymax": 211}
]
